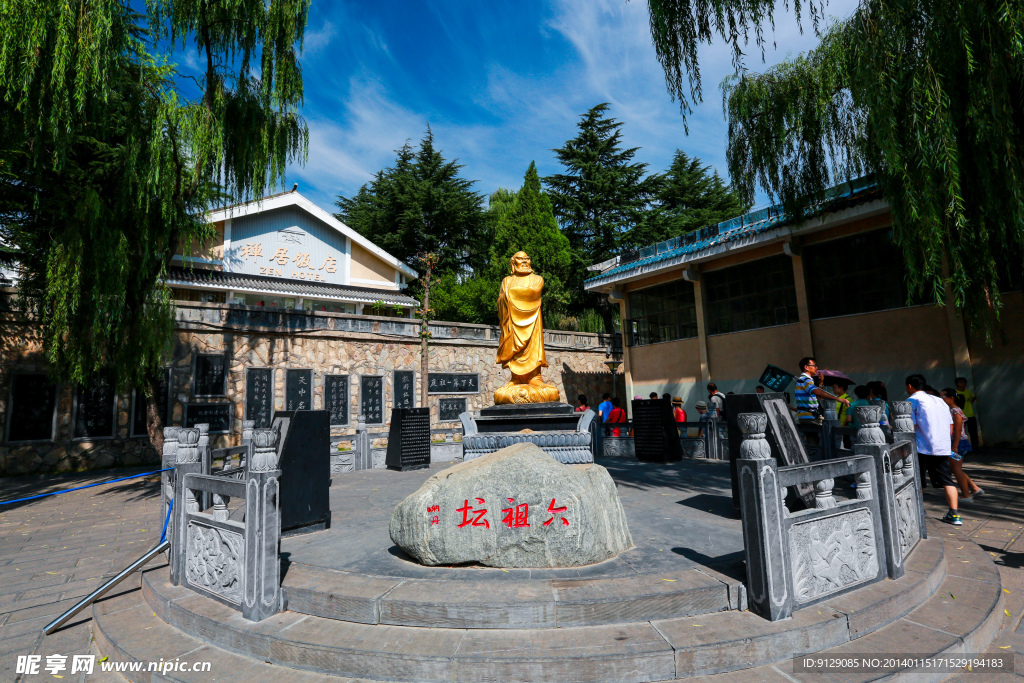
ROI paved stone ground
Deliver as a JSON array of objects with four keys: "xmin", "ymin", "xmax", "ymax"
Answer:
[{"xmin": 0, "ymin": 450, "xmax": 1020, "ymax": 682}]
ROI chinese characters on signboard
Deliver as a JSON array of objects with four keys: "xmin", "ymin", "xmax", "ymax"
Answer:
[
  {"xmin": 427, "ymin": 373, "xmax": 480, "ymax": 394},
  {"xmin": 325, "ymin": 375, "xmax": 349, "ymax": 426},
  {"xmin": 184, "ymin": 403, "xmax": 232, "ymax": 433},
  {"xmin": 394, "ymin": 371, "xmax": 415, "ymax": 409},
  {"xmin": 286, "ymin": 369, "xmax": 313, "ymax": 411},
  {"xmin": 239, "ymin": 240, "xmax": 338, "ymax": 282},
  {"xmin": 360, "ymin": 376, "xmax": 384, "ymax": 425},
  {"xmin": 245, "ymin": 368, "xmax": 273, "ymax": 428},
  {"xmin": 194, "ymin": 355, "xmax": 227, "ymax": 397},
  {"xmin": 438, "ymin": 398, "xmax": 467, "ymax": 423}
]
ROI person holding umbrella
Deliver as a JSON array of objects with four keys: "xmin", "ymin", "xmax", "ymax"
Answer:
[
  {"xmin": 795, "ymin": 358, "xmax": 851, "ymax": 426},
  {"xmin": 819, "ymin": 369, "xmax": 854, "ymax": 424}
]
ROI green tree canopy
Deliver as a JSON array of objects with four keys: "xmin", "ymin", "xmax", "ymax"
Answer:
[
  {"xmin": 490, "ymin": 162, "xmax": 574, "ymax": 319},
  {"xmin": 629, "ymin": 150, "xmax": 749, "ymax": 248},
  {"xmin": 335, "ymin": 129, "xmax": 490, "ymax": 278},
  {"xmin": 544, "ymin": 104, "xmax": 658, "ymax": 327},
  {"xmin": 0, "ymin": 0, "xmax": 309, "ymax": 397},
  {"xmin": 646, "ymin": 0, "xmax": 1024, "ymax": 330}
]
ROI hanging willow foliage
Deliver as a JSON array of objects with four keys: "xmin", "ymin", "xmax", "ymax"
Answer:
[
  {"xmin": 0, "ymin": 0, "xmax": 309, "ymax": 396},
  {"xmin": 647, "ymin": 0, "xmax": 1024, "ymax": 333}
]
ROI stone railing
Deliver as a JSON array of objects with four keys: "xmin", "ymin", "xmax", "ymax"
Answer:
[
  {"xmin": 737, "ymin": 410, "xmax": 925, "ymax": 621},
  {"xmin": 170, "ymin": 427, "xmax": 282, "ymax": 622},
  {"xmin": 175, "ymin": 301, "xmax": 621, "ymax": 351},
  {"xmin": 594, "ymin": 418, "xmax": 728, "ymax": 461}
]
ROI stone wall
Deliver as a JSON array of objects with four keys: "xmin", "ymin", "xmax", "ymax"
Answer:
[{"xmin": 0, "ymin": 302, "xmax": 623, "ymax": 476}]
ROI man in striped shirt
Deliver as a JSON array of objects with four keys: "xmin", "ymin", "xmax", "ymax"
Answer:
[{"xmin": 795, "ymin": 357, "xmax": 849, "ymax": 422}]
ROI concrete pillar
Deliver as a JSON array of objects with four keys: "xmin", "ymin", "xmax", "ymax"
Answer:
[
  {"xmin": 615, "ymin": 295, "xmax": 635, "ymax": 416},
  {"xmin": 787, "ymin": 244, "xmax": 815, "ymax": 358},
  {"xmin": 691, "ymin": 272, "xmax": 711, "ymax": 384}
]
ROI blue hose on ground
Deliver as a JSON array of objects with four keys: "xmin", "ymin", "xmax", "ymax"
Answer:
[{"xmin": 0, "ymin": 467, "xmax": 172, "ymax": 506}]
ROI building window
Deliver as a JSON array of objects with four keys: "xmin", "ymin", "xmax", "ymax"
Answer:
[
  {"xmin": 73, "ymin": 382, "xmax": 117, "ymax": 440},
  {"xmin": 626, "ymin": 281, "xmax": 698, "ymax": 346},
  {"xmin": 804, "ymin": 228, "xmax": 919, "ymax": 319},
  {"xmin": 7, "ymin": 374, "xmax": 58, "ymax": 442},
  {"xmin": 705, "ymin": 254, "xmax": 798, "ymax": 335},
  {"xmin": 170, "ymin": 287, "xmax": 226, "ymax": 304}
]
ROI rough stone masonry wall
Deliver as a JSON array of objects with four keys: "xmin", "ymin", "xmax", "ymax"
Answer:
[{"xmin": 0, "ymin": 302, "xmax": 623, "ymax": 476}]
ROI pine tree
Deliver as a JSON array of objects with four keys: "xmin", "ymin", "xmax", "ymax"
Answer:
[
  {"xmin": 490, "ymin": 162, "xmax": 573, "ymax": 318},
  {"xmin": 544, "ymin": 104, "xmax": 658, "ymax": 327},
  {"xmin": 335, "ymin": 129, "xmax": 488, "ymax": 277},
  {"xmin": 629, "ymin": 150, "xmax": 749, "ymax": 248}
]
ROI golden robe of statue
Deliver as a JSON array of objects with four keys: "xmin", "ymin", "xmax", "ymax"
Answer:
[{"xmin": 494, "ymin": 252, "xmax": 560, "ymax": 404}]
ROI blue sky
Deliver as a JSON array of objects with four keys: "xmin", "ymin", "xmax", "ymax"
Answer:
[{"xmin": 214, "ymin": 0, "xmax": 861, "ymax": 212}]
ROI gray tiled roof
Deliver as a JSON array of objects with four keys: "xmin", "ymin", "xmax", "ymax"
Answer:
[
  {"xmin": 166, "ymin": 266, "xmax": 419, "ymax": 306},
  {"xmin": 585, "ymin": 177, "xmax": 881, "ymax": 289}
]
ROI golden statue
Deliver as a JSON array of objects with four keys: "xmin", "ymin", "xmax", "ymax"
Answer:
[{"xmin": 494, "ymin": 251, "xmax": 561, "ymax": 404}]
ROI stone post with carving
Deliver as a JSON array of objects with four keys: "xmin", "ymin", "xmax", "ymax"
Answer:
[
  {"xmin": 853, "ymin": 405, "xmax": 904, "ymax": 579},
  {"xmin": 197, "ymin": 423, "xmax": 211, "ymax": 507},
  {"xmin": 890, "ymin": 400, "xmax": 927, "ymax": 542},
  {"xmin": 243, "ymin": 428, "xmax": 283, "ymax": 621},
  {"xmin": 736, "ymin": 413, "xmax": 794, "ymax": 621},
  {"xmin": 170, "ymin": 427, "xmax": 203, "ymax": 586},
  {"xmin": 161, "ymin": 426, "xmax": 180, "ymax": 556},
  {"xmin": 241, "ymin": 420, "xmax": 255, "ymax": 473},
  {"xmin": 354, "ymin": 415, "xmax": 371, "ymax": 471}
]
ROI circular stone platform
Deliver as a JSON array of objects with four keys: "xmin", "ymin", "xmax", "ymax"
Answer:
[
  {"xmin": 277, "ymin": 457, "xmax": 747, "ymax": 630},
  {"xmin": 93, "ymin": 456, "xmax": 1004, "ymax": 682}
]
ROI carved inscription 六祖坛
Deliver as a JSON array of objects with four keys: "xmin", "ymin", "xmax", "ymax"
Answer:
[
  {"xmin": 790, "ymin": 509, "xmax": 878, "ymax": 604},
  {"xmin": 185, "ymin": 522, "xmax": 243, "ymax": 604}
]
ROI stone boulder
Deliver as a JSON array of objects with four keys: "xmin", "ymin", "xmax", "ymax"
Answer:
[{"xmin": 389, "ymin": 442, "xmax": 633, "ymax": 568}]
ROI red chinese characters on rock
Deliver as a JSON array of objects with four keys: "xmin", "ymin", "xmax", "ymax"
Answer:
[
  {"xmin": 426, "ymin": 504, "xmax": 440, "ymax": 526},
  {"xmin": 543, "ymin": 499, "xmax": 570, "ymax": 527},
  {"xmin": 501, "ymin": 497, "xmax": 530, "ymax": 528},
  {"xmin": 457, "ymin": 498, "xmax": 490, "ymax": 529}
]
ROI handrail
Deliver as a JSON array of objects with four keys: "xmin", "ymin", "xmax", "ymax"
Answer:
[{"xmin": 43, "ymin": 539, "xmax": 170, "ymax": 635}]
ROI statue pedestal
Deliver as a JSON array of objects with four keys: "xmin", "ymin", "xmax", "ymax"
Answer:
[{"xmin": 459, "ymin": 403, "xmax": 596, "ymax": 464}]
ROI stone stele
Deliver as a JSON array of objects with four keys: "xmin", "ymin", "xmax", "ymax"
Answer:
[{"xmin": 389, "ymin": 442, "xmax": 633, "ymax": 568}]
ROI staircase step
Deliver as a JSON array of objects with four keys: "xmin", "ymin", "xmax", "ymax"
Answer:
[{"xmin": 282, "ymin": 562, "xmax": 738, "ymax": 629}]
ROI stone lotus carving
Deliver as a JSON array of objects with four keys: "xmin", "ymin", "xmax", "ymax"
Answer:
[
  {"xmin": 891, "ymin": 401, "xmax": 914, "ymax": 433},
  {"xmin": 185, "ymin": 522, "xmax": 243, "ymax": 604},
  {"xmin": 249, "ymin": 428, "xmax": 280, "ymax": 472},
  {"xmin": 854, "ymin": 405, "xmax": 886, "ymax": 445},
  {"xmin": 790, "ymin": 509, "xmax": 878, "ymax": 604},
  {"xmin": 820, "ymin": 399, "xmax": 839, "ymax": 422},
  {"xmin": 242, "ymin": 420, "xmax": 255, "ymax": 442},
  {"xmin": 176, "ymin": 427, "xmax": 201, "ymax": 463},
  {"xmin": 738, "ymin": 413, "xmax": 772, "ymax": 460}
]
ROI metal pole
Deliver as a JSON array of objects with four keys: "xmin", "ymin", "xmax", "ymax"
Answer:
[{"xmin": 43, "ymin": 539, "xmax": 170, "ymax": 635}]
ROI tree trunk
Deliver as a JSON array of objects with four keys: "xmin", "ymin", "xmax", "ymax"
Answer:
[
  {"xmin": 145, "ymin": 374, "xmax": 165, "ymax": 453},
  {"xmin": 420, "ymin": 271, "xmax": 430, "ymax": 409}
]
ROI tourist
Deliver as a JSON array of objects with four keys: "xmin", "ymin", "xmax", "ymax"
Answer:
[
  {"xmin": 662, "ymin": 392, "xmax": 671, "ymax": 402},
  {"xmin": 649, "ymin": 391, "xmax": 660, "ymax": 400},
  {"xmin": 607, "ymin": 397, "xmax": 628, "ymax": 437},
  {"xmin": 941, "ymin": 388, "xmax": 984, "ymax": 500},
  {"xmin": 831, "ymin": 380, "xmax": 852, "ymax": 425},
  {"xmin": 672, "ymin": 396, "xmax": 686, "ymax": 424},
  {"xmin": 707, "ymin": 382, "xmax": 726, "ymax": 419},
  {"xmin": 795, "ymin": 357, "xmax": 850, "ymax": 423},
  {"xmin": 906, "ymin": 374, "xmax": 960, "ymax": 525},
  {"xmin": 694, "ymin": 400, "xmax": 709, "ymax": 437},
  {"xmin": 575, "ymin": 394, "xmax": 589, "ymax": 413},
  {"xmin": 598, "ymin": 393, "xmax": 612, "ymax": 422},
  {"xmin": 845, "ymin": 385, "xmax": 871, "ymax": 427},
  {"xmin": 866, "ymin": 381, "xmax": 890, "ymax": 425},
  {"xmin": 956, "ymin": 377, "xmax": 980, "ymax": 447},
  {"xmin": 755, "ymin": 385, "xmax": 765, "ymax": 394}
]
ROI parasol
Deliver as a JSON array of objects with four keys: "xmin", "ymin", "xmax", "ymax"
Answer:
[{"xmin": 819, "ymin": 369, "xmax": 854, "ymax": 385}]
